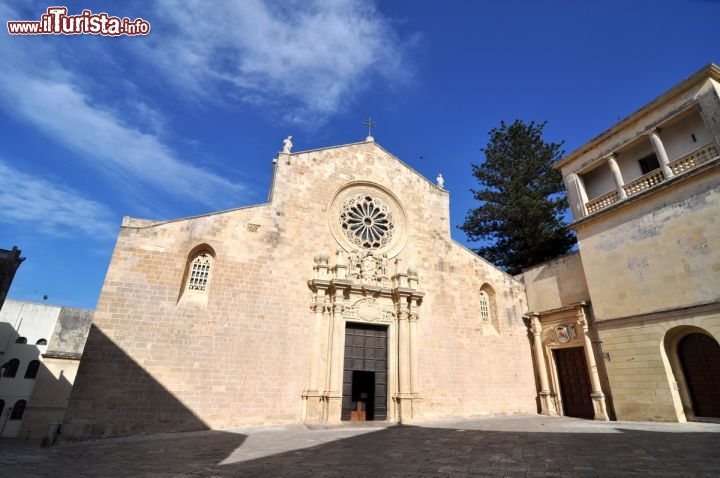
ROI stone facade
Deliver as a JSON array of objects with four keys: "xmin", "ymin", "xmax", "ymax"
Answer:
[
  {"xmin": 0, "ymin": 300, "xmax": 92, "ymax": 439},
  {"xmin": 64, "ymin": 140, "xmax": 537, "ymax": 439},
  {"xmin": 524, "ymin": 64, "xmax": 720, "ymax": 422},
  {"xmin": 0, "ymin": 246, "xmax": 24, "ymax": 310},
  {"xmin": 521, "ymin": 253, "xmax": 611, "ymax": 421}
]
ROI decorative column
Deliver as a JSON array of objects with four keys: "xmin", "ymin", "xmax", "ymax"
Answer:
[
  {"xmin": 397, "ymin": 301, "xmax": 411, "ymax": 395},
  {"xmin": 408, "ymin": 307, "xmax": 419, "ymax": 395},
  {"xmin": 606, "ymin": 154, "xmax": 628, "ymax": 199},
  {"xmin": 304, "ymin": 255, "xmax": 334, "ymax": 423},
  {"xmin": 407, "ymin": 266, "xmax": 420, "ymax": 396},
  {"xmin": 393, "ymin": 261, "xmax": 423, "ymax": 423},
  {"xmin": 307, "ymin": 295, "xmax": 323, "ymax": 392},
  {"xmin": 529, "ymin": 314, "xmax": 553, "ymax": 415},
  {"xmin": 649, "ymin": 129, "xmax": 674, "ymax": 179},
  {"xmin": 325, "ymin": 286, "xmax": 345, "ymax": 423},
  {"xmin": 577, "ymin": 307, "xmax": 609, "ymax": 421},
  {"xmin": 301, "ymin": 291, "xmax": 324, "ymax": 421}
]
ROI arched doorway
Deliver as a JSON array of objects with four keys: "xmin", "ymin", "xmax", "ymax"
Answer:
[{"xmin": 678, "ymin": 333, "xmax": 720, "ymax": 418}]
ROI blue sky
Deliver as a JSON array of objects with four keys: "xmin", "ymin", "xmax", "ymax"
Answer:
[{"xmin": 1, "ymin": 1, "xmax": 718, "ymax": 310}]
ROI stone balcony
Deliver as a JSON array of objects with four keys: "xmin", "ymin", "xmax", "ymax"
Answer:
[{"xmin": 584, "ymin": 143, "xmax": 718, "ymax": 215}]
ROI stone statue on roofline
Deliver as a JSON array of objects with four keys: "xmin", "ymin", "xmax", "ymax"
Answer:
[{"xmin": 282, "ymin": 136, "xmax": 293, "ymax": 153}]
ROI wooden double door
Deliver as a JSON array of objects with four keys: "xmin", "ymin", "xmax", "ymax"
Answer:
[
  {"xmin": 554, "ymin": 347, "xmax": 594, "ymax": 419},
  {"xmin": 679, "ymin": 333, "xmax": 720, "ymax": 418},
  {"xmin": 341, "ymin": 323, "xmax": 388, "ymax": 421}
]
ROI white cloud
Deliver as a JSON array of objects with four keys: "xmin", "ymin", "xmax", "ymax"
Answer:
[
  {"xmin": 0, "ymin": 5, "xmax": 249, "ymax": 211},
  {"xmin": 0, "ymin": 161, "xmax": 116, "ymax": 239},
  {"xmin": 147, "ymin": 0, "xmax": 411, "ymax": 121},
  {"xmin": 0, "ymin": 74, "xmax": 246, "ymax": 209}
]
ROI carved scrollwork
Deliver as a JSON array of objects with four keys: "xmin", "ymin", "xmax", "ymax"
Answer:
[
  {"xmin": 341, "ymin": 307, "xmax": 358, "ymax": 319},
  {"xmin": 576, "ymin": 313, "xmax": 588, "ymax": 331},
  {"xmin": 341, "ymin": 297, "xmax": 394, "ymax": 324},
  {"xmin": 529, "ymin": 316, "xmax": 542, "ymax": 336},
  {"xmin": 347, "ymin": 250, "xmax": 391, "ymax": 287}
]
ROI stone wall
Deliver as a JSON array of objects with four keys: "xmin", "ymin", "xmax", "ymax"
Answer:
[
  {"xmin": 575, "ymin": 166, "xmax": 720, "ymax": 322},
  {"xmin": 597, "ymin": 306, "xmax": 720, "ymax": 421},
  {"xmin": 521, "ymin": 252, "xmax": 590, "ymax": 313}
]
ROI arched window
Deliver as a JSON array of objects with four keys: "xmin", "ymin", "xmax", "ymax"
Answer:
[
  {"xmin": 25, "ymin": 360, "xmax": 40, "ymax": 379},
  {"xmin": 10, "ymin": 400, "xmax": 27, "ymax": 420},
  {"xmin": 15, "ymin": 336, "xmax": 27, "ymax": 344},
  {"xmin": 480, "ymin": 283, "xmax": 498, "ymax": 326},
  {"xmin": 36, "ymin": 338, "xmax": 47, "ymax": 345},
  {"xmin": 187, "ymin": 252, "xmax": 213, "ymax": 292},
  {"xmin": 3, "ymin": 358, "xmax": 20, "ymax": 378},
  {"xmin": 180, "ymin": 247, "xmax": 215, "ymax": 304},
  {"xmin": 479, "ymin": 290, "xmax": 490, "ymax": 322}
]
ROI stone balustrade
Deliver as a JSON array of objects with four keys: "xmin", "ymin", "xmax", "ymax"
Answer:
[
  {"xmin": 586, "ymin": 189, "xmax": 619, "ymax": 214},
  {"xmin": 669, "ymin": 143, "xmax": 718, "ymax": 175},
  {"xmin": 583, "ymin": 142, "xmax": 719, "ymax": 215},
  {"xmin": 623, "ymin": 169, "xmax": 665, "ymax": 197}
]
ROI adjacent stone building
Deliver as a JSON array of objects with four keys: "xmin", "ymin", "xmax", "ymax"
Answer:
[
  {"xmin": 64, "ymin": 137, "xmax": 537, "ymax": 439},
  {"xmin": 0, "ymin": 246, "xmax": 24, "ymax": 310},
  {"xmin": 0, "ymin": 299, "xmax": 92, "ymax": 438},
  {"xmin": 523, "ymin": 63, "xmax": 720, "ymax": 422}
]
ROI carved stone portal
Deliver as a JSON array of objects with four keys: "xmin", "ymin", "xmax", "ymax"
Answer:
[{"xmin": 303, "ymin": 250, "xmax": 423, "ymax": 424}]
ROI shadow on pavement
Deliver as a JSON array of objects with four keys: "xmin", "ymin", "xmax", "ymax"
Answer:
[{"xmin": 2, "ymin": 423, "xmax": 720, "ymax": 477}]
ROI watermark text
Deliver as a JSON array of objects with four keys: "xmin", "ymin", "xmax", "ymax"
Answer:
[{"xmin": 8, "ymin": 7, "xmax": 151, "ymax": 36}]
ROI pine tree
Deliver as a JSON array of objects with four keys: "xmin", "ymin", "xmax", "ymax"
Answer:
[{"xmin": 460, "ymin": 120, "xmax": 576, "ymax": 275}]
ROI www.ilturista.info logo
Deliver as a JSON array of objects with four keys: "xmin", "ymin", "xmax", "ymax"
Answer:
[{"xmin": 7, "ymin": 7, "xmax": 150, "ymax": 36}]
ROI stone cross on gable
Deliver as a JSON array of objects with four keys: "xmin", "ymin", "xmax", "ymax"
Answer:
[{"xmin": 362, "ymin": 117, "xmax": 376, "ymax": 141}]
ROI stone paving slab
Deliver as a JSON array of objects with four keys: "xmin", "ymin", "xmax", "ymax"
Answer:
[{"xmin": 1, "ymin": 415, "xmax": 720, "ymax": 477}]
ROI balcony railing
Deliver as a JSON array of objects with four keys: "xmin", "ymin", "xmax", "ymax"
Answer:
[
  {"xmin": 583, "ymin": 142, "xmax": 718, "ymax": 216},
  {"xmin": 586, "ymin": 189, "xmax": 620, "ymax": 214},
  {"xmin": 668, "ymin": 143, "xmax": 718, "ymax": 175},
  {"xmin": 623, "ymin": 169, "xmax": 664, "ymax": 197}
]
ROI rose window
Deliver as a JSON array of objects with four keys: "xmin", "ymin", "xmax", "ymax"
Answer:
[{"xmin": 340, "ymin": 195, "xmax": 395, "ymax": 250}]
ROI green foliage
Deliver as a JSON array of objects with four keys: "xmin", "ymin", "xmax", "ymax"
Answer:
[{"xmin": 460, "ymin": 120, "xmax": 576, "ymax": 275}]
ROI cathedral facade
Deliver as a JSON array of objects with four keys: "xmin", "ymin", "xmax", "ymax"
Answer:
[
  {"xmin": 63, "ymin": 64, "xmax": 720, "ymax": 439},
  {"xmin": 64, "ymin": 140, "xmax": 537, "ymax": 439}
]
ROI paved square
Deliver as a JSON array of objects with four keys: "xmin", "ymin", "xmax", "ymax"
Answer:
[{"xmin": 2, "ymin": 416, "xmax": 720, "ymax": 477}]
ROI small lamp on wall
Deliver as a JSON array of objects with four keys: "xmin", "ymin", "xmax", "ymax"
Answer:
[{"xmin": 591, "ymin": 337, "xmax": 610, "ymax": 361}]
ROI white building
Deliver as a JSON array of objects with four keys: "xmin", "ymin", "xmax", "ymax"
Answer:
[{"xmin": 0, "ymin": 300, "xmax": 92, "ymax": 439}]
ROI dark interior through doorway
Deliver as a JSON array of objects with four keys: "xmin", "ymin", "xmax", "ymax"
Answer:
[{"xmin": 342, "ymin": 323, "xmax": 387, "ymax": 421}]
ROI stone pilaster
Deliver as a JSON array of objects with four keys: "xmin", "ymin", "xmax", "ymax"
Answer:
[
  {"xmin": 565, "ymin": 173, "xmax": 589, "ymax": 219},
  {"xmin": 696, "ymin": 77, "xmax": 720, "ymax": 146},
  {"xmin": 529, "ymin": 315, "xmax": 553, "ymax": 415},
  {"xmin": 577, "ymin": 308, "xmax": 609, "ymax": 421}
]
